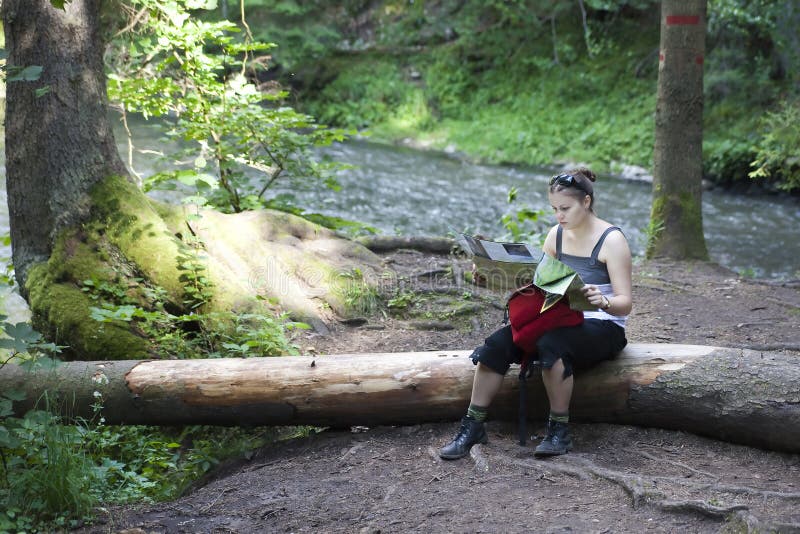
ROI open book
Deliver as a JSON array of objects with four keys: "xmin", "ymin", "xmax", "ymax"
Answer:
[
  {"xmin": 457, "ymin": 234, "xmax": 543, "ymax": 291},
  {"xmin": 457, "ymin": 233, "xmax": 594, "ymax": 311}
]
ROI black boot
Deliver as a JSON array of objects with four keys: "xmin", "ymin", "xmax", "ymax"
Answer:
[
  {"xmin": 439, "ymin": 415, "xmax": 488, "ymax": 460},
  {"xmin": 533, "ymin": 419, "xmax": 572, "ymax": 457}
]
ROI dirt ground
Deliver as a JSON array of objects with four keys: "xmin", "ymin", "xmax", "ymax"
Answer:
[{"xmin": 86, "ymin": 250, "xmax": 800, "ymax": 534}]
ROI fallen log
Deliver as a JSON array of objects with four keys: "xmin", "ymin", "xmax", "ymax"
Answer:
[{"xmin": 1, "ymin": 344, "xmax": 798, "ymax": 453}]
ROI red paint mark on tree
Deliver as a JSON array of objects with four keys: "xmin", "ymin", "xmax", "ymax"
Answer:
[
  {"xmin": 659, "ymin": 53, "xmax": 665, "ymax": 62},
  {"xmin": 695, "ymin": 55, "xmax": 704, "ymax": 65},
  {"xmin": 666, "ymin": 15, "xmax": 700, "ymax": 25}
]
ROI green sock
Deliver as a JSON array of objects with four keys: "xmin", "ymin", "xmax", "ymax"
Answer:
[
  {"xmin": 467, "ymin": 404, "xmax": 488, "ymax": 422},
  {"xmin": 549, "ymin": 411, "xmax": 569, "ymax": 423}
]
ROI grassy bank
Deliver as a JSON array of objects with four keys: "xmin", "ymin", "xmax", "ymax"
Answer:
[{"xmin": 246, "ymin": 1, "xmax": 798, "ymax": 190}]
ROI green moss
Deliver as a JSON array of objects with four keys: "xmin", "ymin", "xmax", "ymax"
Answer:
[
  {"xmin": 19, "ymin": 175, "xmax": 193, "ymax": 360},
  {"xmin": 149, "ymin": 197, "xmax": 189, "ymax": 236},
  {"xmin": 89, "ymin": 176, "xmax": 186, "ymax": 304},
  {"xmin": 678, "ymin": 192, "xmax": 705, "ymax": 240},
  {"xmin": 25, "ymin": 260, "xmax": 148, "ymax": 361},
  {"xmin": 647, "ymin": 193, "xmax": 708, "ymax": 260}
]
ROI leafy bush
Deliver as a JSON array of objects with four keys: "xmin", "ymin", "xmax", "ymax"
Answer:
[
  {"xmin": 748, "ymin": 99, "xmax": 800, "ymax": 191},
  {"xmin": 499, "ymin": 187, "xmax": 549, "ymax": 244},
  {"xmin": 0, "ymin": 317, "xmax": 308, "ymax": 531},
  {"xmin": 107, "ymin": 0, "xmax": 348, "ymax": 214},
  {"xmin": 267, "ymin": 0, "xmax": 800, "ymax": 190},
  {"xmin": 306, "ymin": 58, "xmax": 412, "ymax": 129},
  {"xmin": 0, "ymin": 389, "xmax": 289, "ymax": 531},
  {"xmin": 0, "ymin": 407, "xmax": 97, "ymax": 531}
]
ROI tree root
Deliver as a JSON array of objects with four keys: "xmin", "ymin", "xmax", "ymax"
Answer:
[
  {"xmin": 729, "ymin": 510, "xmax": 800, "ymax": 534},
  {"xmin": 356, "ymin": 236, "xmax": 456, "ymax": 255},
  {"xmin": 490, "ymin": 449, "xmax": 799, "ymax": 527},
  {"xmin": 624, "ymin": 447, "xmax": 717, "ymax": 479},
  {"xmin": 659, "ymin": 499, "xmax": 748, "ymax": 518}
]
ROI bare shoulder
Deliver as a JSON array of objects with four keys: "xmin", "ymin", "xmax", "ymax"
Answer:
[
  {"xmin": 542, "ymin": 224, "xmax": 559, "ymax": 256},
  {"xmin": 599, "ymin": 226, "xmax": 631, "ymax": 263},
  {"xmin": 605, "ymin": 227, "xmax": 630, "ymax": 249}
]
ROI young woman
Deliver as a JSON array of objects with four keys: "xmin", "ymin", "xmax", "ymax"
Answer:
[{"xmin": 439, "ymin": 168, "xmax": 632, "ymax": 458}]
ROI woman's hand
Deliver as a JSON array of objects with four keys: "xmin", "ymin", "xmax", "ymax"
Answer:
[{"xmin": 581, "ymin": 284, "xmax": 607, "ymax": 309}]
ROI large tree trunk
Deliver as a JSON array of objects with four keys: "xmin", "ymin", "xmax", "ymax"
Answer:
[
  {"xmin": 648, "ymin": 0, "xmax": 709, "ymax": 260},
  {"xmin": 2, "ymin": 344, "xmax": 798, "ymax": 453},
  {"xmin": 2, "ymin": 0, "xmax": 128, "ymax": 285}
]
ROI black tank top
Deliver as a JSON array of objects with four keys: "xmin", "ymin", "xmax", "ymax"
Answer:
[{"xmin": 556, "ymin": 226, "xmax": 622, "ymax": 285}]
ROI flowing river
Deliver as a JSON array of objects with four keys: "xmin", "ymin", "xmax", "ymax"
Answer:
[
  {"xmin": 1, "ymin": 120, "xmax": 799, "ymax": 319},
  {"xmin": 289, "ymin": 140, "xmax": 799, "ymax": 280}
]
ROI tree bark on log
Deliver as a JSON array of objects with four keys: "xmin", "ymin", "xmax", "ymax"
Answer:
[{"xmin": 1, "ymin": 344, "xmax": 798, "ymax": 453}]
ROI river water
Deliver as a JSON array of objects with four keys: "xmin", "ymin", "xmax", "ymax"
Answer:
[
  {"xmin": 1, "ymin": 122, "xmax": 799, "ymax": 319},
  {"xmin": 290, "ymin": 140, "xmax": 799, "ymax": 280}
]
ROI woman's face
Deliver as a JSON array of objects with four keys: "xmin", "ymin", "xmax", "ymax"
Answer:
[{"xmin": 548, "ymin": 190, "xmax": 591, "ymax": 230}]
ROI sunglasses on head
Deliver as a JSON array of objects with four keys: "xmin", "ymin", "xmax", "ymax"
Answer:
[{"xmin": 549, "ymin": 173, "xmax": 590, "ymax": 195}]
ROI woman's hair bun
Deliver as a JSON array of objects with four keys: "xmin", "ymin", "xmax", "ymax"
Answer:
[{"xmin": 570, "ymin": 167, "xmax": 596, "ymax": 182}]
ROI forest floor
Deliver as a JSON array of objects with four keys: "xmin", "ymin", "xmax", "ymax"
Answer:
[{"xmin": 85, "ymin": 250, "xmax": 800, "ymax": 534}]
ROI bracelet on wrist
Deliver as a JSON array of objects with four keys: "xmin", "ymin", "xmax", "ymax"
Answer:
[{"xmin": 601, "ymin": 296, "xmax": 612, "ymax": 310}]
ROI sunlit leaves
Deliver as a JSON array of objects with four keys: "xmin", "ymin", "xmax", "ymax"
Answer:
[{"xmin": 108, "ymin": 0, "xmax": 348, "ymax": 213}]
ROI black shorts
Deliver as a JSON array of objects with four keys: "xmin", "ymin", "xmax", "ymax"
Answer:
[{"xmin": 470, "ymin": 319, "xmax": 627, "ymax": 378}]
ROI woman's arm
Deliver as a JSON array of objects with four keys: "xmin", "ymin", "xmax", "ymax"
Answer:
[{"xmin": 598, "ymin": 230, "xmax": 633, "ymax": 316}]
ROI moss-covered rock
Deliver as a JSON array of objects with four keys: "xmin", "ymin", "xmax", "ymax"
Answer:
[
  {"xmin": 24, "ymin": 174, "xmax": 385, "ymax": 359},
  {"xmin": 188, "ymin": 208, "xmax": 384, "ymax": 329}
]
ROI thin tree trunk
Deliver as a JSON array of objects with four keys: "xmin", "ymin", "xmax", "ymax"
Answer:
[
  {"xmin": 2, "ymin": 344, "xmax": 798, "ymax": 453},
  {"xmin": 648, "ymin": 0, "xmax": 709, "ymax": 260},
  {"xmin": 2, "ymin": 0, "xmax": 128, "ymax": 285}
]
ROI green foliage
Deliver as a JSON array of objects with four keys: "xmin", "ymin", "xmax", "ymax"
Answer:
[
  {"xmin": 703, "ymin": 137, "xmax": 757, "ymax": 184},
  {"xmin": 0, "ymin": 234, "xmax": 13, "ymax": 287},
  {"xmin": 0, "ymin": 48, "xmax": 50, "ymax": 98},
  {"xmin": 642, "ymin": 216, "xmax": 664, "ymax": 257},
  {"xmin": 78, "ymin": 422, "xmax": 278, "ymax": 503},
  {"xmin": 0, "ymin": 318, "xmax": 91, "ymax": 531},
  {"xmin": 0, "ymin": 406, "xmax": 97, "ymax": 531},
  {"xmin": 259, "ymin": 0, "xmax": 798, "ymax": 190},
  {"xmin": 0, "ymin": 386, "xmax": 295, "ymax": 531},
  {"xmin": 289, "ymin": 1, "xmax": 659, "ymax": 171},
  {"xmin": 305, "ymin": 58, "xmax": 412, "ymax": 129},
  {"xmin": 386, "ymin": 290, "xmax": 418, "ymax": 312},
  {"xmin": 82, "ymin": 278, "xmax": 304, "ymax": 359},
  {"xmin": 107, "ymin": 0, "xmax": 349, "ymax": 213},
  {"xmin": 238, "ymin": 0, "xmax": 346, "ymax": 70},
  {"xmin": 177, "ymin": 235, "xmax": 215, "ymax": 310},
  {"xmin": 0, "ymin": 314, "xmax": 63, "ymax": 364},
  {"xmin": 335, "ymin": 268, "xmax": 382, "ymax": 316},
  {"xmin": 498, "ymin": 186, "xmax": 549, "ymax": 244},
  {"xmin": 213, "ymin": 311, "xmax": 309, "ymax": 357},
  {"xmin": 748, "ymin": 100, "xmax": 800, "ymax": 191},
  {"xmin": 0, "ymin": 315, "xmax": 308, "ymax": 531}
]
